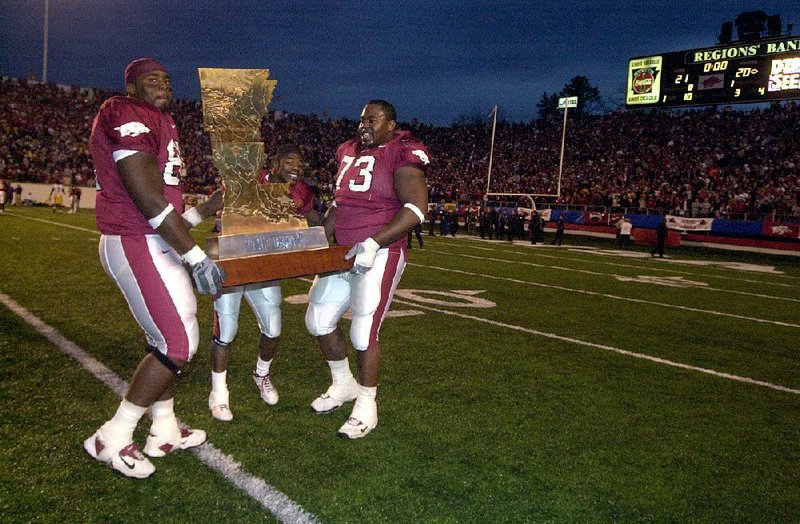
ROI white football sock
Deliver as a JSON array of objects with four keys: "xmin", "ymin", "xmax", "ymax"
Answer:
[
  {"xmin": 351, "ymin": 385, "xmax": 378, "ymax": 423},
  {"xmin": 149, "ymin": 398, "xmax": 179, "ymax": 437},
  {"xmin": 211, "ymin": 371, "xmax": 228, "ymax": 394},
  {"xmin": 357, "ymin": 384, "xmax": 377, "ymax": 399},
  {"xmin": 255, "ymin": 357, "xmax": 272, "ymax": 376},
  {"xmin": 101, "ymin": 399, "xmax": 147, "ymax": 444},
  {"xmin": 328, "ymin": 358, "xmax": 354, "ymax": 386}
]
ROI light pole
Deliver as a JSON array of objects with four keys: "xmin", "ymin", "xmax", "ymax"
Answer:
[{"xmin": 42, "ymin": 0, "xmax": 49, "ymax": 83}]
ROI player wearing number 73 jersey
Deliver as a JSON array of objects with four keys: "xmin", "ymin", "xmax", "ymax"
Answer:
[{"xmin": 305, "ymin": 99, "xmax": 430, "ymax": 439}]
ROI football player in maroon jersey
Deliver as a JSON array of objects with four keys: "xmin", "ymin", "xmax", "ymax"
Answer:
[
  {"xmin": 84, "ymin": 58, "xmax": 225, "ymax": 478},
  {"xmin": 208, "ymin": 144, "xmax": 325, "ymax": 421},
  {"xmin": 305, "ymin": 100, "xmax": 429, "ymax": 439}
]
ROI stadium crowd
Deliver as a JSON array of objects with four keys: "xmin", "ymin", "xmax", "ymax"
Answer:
[{"xmin": 2, "ymin": 76, "xmax": 798, "ymax": 219}]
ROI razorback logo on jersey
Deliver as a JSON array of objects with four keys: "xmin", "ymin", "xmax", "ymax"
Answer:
[
  {"xmin": 114, "ymin": 122, "xmax": 151, "ymax": 137},
  {"xmin": 411, "ymin": 149, "xmax": 430, "ymax": 165}
]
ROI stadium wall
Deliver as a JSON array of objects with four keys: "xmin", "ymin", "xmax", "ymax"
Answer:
[
  {"xmin": 12, "ymin": 183, "xmax": 97, "ymax": 208},
  {"xmin": 9, "ymin": 183, "xmax": 209, "ymax": 210},
  {"xmin": 546, "ymin": 211, "xmax": 800, "ymax": 257}
]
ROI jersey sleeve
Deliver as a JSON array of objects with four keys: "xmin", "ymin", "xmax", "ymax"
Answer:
[
  {"xmin": 99, "ymin": 99, "xmax": 161, "ymax": 157},
  {"xmin": 290, "ymin": 179, "xmax": 315, "ymax": 215},
  {"xmin": 395, "ymin": 140, "xmax": 431, "ymax": 171}
]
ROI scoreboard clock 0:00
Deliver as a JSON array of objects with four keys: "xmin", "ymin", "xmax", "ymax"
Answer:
[{"xmin": 626, "ymin": 35, "xmax": 800, "ymax": 108}]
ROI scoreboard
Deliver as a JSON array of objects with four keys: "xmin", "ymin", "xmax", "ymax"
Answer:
[{"xmin": 626, "ymin": 35, "xmax": 800, "ymax": 108}]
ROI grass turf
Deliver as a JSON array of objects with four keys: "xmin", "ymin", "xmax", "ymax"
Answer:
[{"xmin": 1, "ymin": 207, "xmax": 799, "ymax": 522}]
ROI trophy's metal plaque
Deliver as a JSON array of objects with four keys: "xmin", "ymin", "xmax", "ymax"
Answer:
[{"xmin": 198, "ymin": 68, "xmax": 328, "ymax": 258}]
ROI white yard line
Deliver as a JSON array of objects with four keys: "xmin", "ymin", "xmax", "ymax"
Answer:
[
  {"xmin": 427, "ymin": 249, "xmax": 800, "ymax": 304},
  {"xmin": 0, "ymin": 291, "xmax": 319, "ymax": 524},
  {"xmin": 409, "ymin": 262, "xmax": 800, "ymax": 329},
  {"xmin": 438, "ymin": 236, "xmax": 800, "ymax": 285},
  {"xmin": 7, "ymin": 212, "xmax": 101, "ymax": 235},
  {"xmin": 392, "ymin": 297, "xmax": 800, "ymax": 395}
]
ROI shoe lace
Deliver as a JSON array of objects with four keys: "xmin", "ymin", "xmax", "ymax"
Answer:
[
  {"xmin": 120, "ymin": 442, "xmax": 145, "ymax": 460},
  {"xmin": 259, "ymin": 374, "xmax": 274, "ymax": 392}
]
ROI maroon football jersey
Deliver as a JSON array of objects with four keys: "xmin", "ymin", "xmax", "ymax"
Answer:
[
  {"xmin": 334, "ymin": 130, "xmax": 429, "ymax": 247},
  {"xmin": 258, "ymin": 169, "xmax": 315, "ymax": 215},
  {"xmin": 90, "ymin": 96, "xmax": 185, "ymax": 235}
]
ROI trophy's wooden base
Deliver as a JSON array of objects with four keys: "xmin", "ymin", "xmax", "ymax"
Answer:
[{"xmin": 217, "ymin": 245, "xmax": 353, "ymax": 287}]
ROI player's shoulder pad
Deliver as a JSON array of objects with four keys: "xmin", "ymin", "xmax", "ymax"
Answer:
[
  {"xmin": 102, "ymin": 96, "xmax": 160, "ymax": 134},
  {"xmin": 394, "ymin": 131, "xmax": 430, "ymax": 167},
  {"xmin": 337, "ymin": 138, "xmax": 359, "ymax": 158}
]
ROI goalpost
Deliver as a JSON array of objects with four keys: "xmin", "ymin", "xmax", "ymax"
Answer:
[{"xmin": 484, "ymin": 100, "xmax": 574, "ymax": 210}]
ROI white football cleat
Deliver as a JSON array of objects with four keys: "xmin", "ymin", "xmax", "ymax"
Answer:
[
  {"xmin": 336, "ymin": 396, "xmax": 378, "ymax": 439},
  {"xmin": 310, "ymin": 379, "xmax": 359, "ymax": 414},
  {"xmin": 84, "ymin": 430, "xmax": 155, "ymax": 479},
  {"xmin": 252, "ymin": 371, "xmax": 279, "ymax": 405},
  {"xmin": 336, "ymin": 417, "xmax": 377, "ymax": 440},
  {"xmin": 209, "ymin": 391, "xmax": 233, "ymax": 421},
  {"xmin": 144, "ymin": 427, "xmax": 207, "ymax": 458}
]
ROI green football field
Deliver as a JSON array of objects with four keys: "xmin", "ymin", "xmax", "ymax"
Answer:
[{"xmin": 2, "ymin": 207, "xmax": 799, "ymax": 523}]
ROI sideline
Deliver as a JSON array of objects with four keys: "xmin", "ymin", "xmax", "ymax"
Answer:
[
  {"xmin": 0, "ymin": 291, "xmax": 319, "ymax": 524},
  {"xmin": 391, "ymin": 296, "xmax": 800, "ymax": 395}
]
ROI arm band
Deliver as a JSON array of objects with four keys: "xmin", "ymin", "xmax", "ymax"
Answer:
[
  {"xmin": 403, "ymin": 202, "xmax": 425, "ymax": 223},
  {"xmin": 182, "ymin": 206, "xmax": 203, "ymax": 228},
  {"xmin": 180, "ymin": 245, "xmax": 206, "ymax": 265},
  {"xmin": 147, "ymin": 203, "xmax": 175, "ymax": 229}
]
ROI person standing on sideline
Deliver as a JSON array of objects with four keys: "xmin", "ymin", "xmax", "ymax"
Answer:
[
  {"xmin": 68, "ymin": 185, "xmax": 82, "ymax": 213},
  {"xmin": 529, "ymin": 210, "xmax": 543, "ymax": 244},
  {"xmin": 407, "ymin": 221, "xmax": 424, "ymax": 249},
  {"xmin": 552, "ymin": 215, "xmax": 565, "ymax": 245},
  {"xmin": 305, "ymin": 100, "xmax": 429, "ymax": 439},
  {"xmin": 651, "ymin": 216, "xmax": 668, "ymax": 257},
  {"xmin": 3, "ymin": 181, "xmax": 12, "ymax": 210},
  {"xmin": 427, "ymin": 204, "xmax": 439, "ymax": 236},
  {"xmin": 48, "ymin": 181, "xmax": 65, "ymax": 212},
  {"xmin": 617, "ymin": 217, "xmax": 633, "ymax": 249},
  {"xmin": 207, "ymin": 144, "xmax": 326, "ymax": 421},
  {"xmin": 84, "ymin": 58, "xmax": 225, "ymax": 478}
]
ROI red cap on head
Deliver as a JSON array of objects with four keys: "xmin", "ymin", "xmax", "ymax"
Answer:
[{"xmin": 124, "ymin": 58, "xmax": 167, "ymax": 85}]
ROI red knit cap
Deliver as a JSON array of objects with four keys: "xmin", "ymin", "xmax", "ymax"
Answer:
[{"xmin": 124, "ymin": 58, "xmax": 167, "ymax": 85}]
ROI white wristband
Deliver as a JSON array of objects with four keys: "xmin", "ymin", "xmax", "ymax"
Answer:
[
  {"xmin": 403, "ymin": 202, "xmax": 425, "ymax": 223},
  {"xmin": 180, "ymin": 245, "xmax": 206, "ymax": 265},
  {"xmin": 147, "ymin": 203, "xmax": 175, "ymax": 229},
  {"xmin": 182, "ymin": 207, "xmax": 202, "ymax": 228}
]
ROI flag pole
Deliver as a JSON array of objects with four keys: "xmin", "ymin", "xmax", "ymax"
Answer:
[{"xmin": 485, "ymin": 105, "xmax": 498, "ymax": 196}]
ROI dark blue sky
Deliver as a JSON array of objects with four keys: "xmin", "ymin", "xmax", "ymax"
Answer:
[{"xmin": 1, "ymin": 0, "xmax": 798, "ymax": 125}]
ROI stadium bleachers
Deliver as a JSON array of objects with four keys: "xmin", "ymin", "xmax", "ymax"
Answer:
[{"xmin": 1, "ymin": 76, "xmax": 798, "ymax": 220}]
